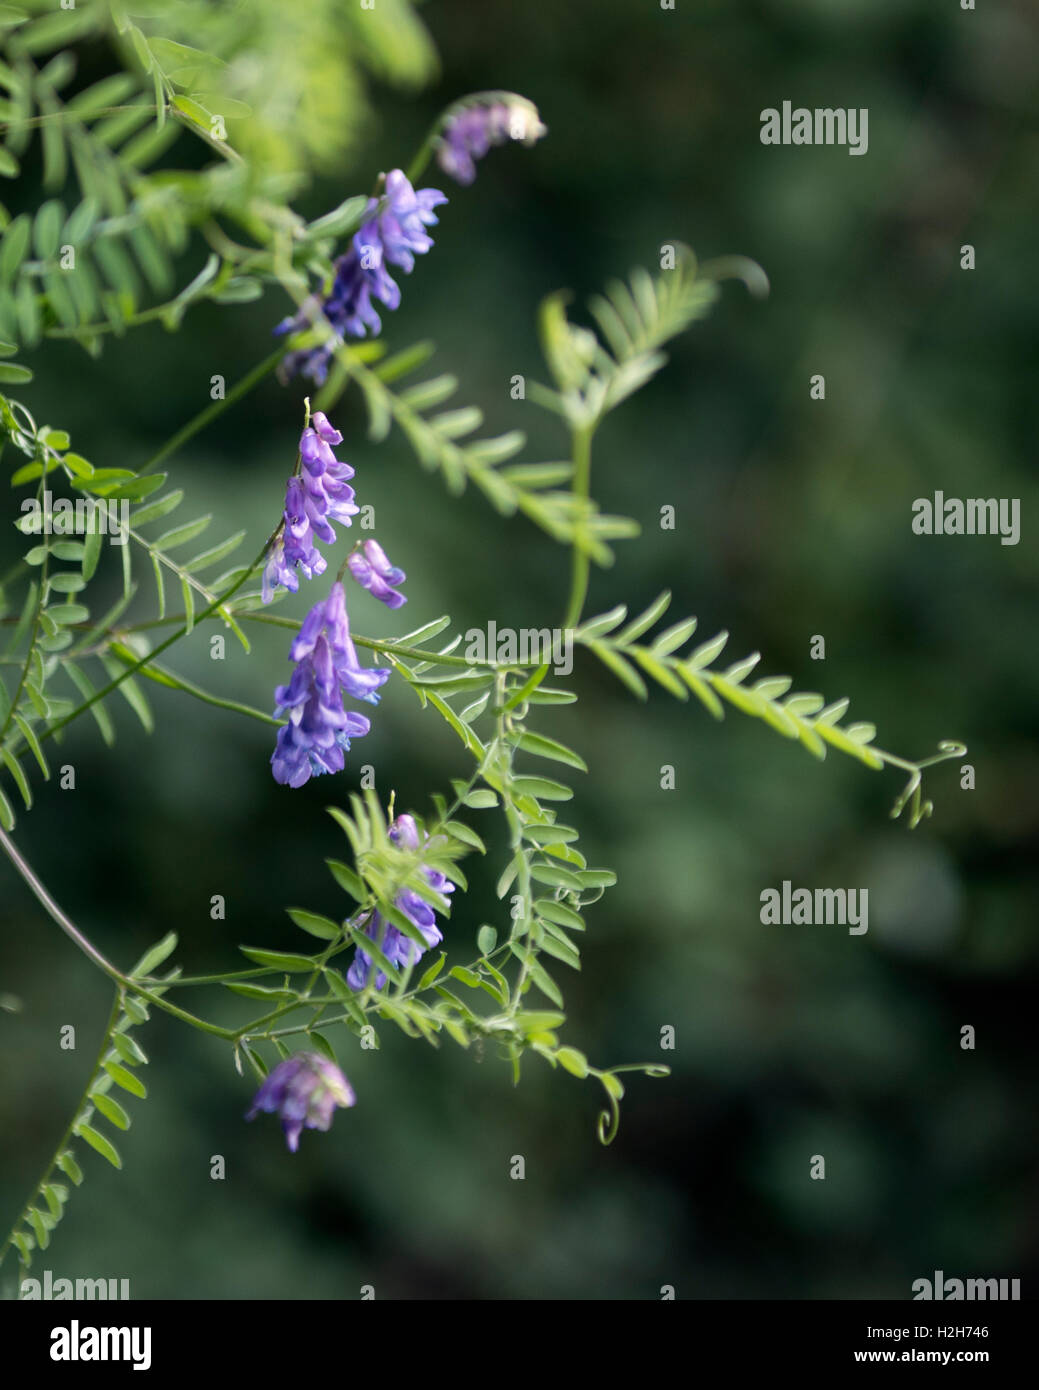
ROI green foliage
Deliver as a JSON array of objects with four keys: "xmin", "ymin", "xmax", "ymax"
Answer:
[
  {"xmin": 2, "ymin": 954, "xmax": 175, "ymax": 1271},
  {"xmin": 0, "ymin": 390, "xmax": 264, "ymax": 824},
  {"xmin": 0, "ymin": 0, "xmax": 436, "ymax": 353},
  {"xmin": 0, "ymin": 12, "xmax": 967, "ymax": 1278},
  {"xmin": 576, "ymin": 590, "xmax": 967, "ymax": 825}
]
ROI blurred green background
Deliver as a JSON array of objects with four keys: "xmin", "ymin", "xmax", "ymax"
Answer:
[{"xmin": 2, "ymin": 0, "xmax": 1037, "ymax": 1299}]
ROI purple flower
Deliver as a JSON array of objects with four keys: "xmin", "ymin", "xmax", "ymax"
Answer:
[
  {"xmin": 299, "ymin": 425, "xmax": 358, "ymax": 540},
  {"xmin": 294, "ymin": 580, "xmax": 390, "ymax": 705},
  {"xmin": 271, "ymin": 583, "xmax": 388, "ymax": 787},
  {"xmin": 348, "ymin": 814, "xmax": 454, "ymax": 991},
  {"xmin": 276, "ymin": 170, "xmax": 447, "ymax": 384},
  {"xmin": 262, "ymin": 529, "xmax": 322, "ymax": 606},
  {"xmin": 246, "ymin": 1052, "xmax": 356, "ymax": 1152},
  {"xmin": 346, "ymin": 538, "xmax": 407, "ymax": 609},
  {"xmin": 262, "ymin": 412, "xmax": 358, "ymax": 605},
  {"xmin": 376, "ymin": 169, "xmax": 446, "ymax": 273},
  {"xmin": 436, "ymin": 99, "xmax": 547, "ymax": 186},
  {"xmin": 269, "ymin": 649, "xmax": 371, "ymax": 788}
]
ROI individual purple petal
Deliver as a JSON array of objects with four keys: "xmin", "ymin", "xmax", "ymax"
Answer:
[{"xmin": 310, "ymin": 411, "xmax": 343, "ymax": 446}]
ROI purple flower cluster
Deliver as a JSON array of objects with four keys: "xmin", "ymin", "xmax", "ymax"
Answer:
[
  {"xmin": 262, "ymin": 411, "xmax": 358, "ymax": 604},
  {"xmin": 436, "ymin": 99, "xmax": 547, "ymax": 186},
  {"xmin": 246, "ymin": 1052, "xmax": 356, "ymax": 1152},
  {"xmin": 276, "ymin": 169, "xmax": 447, "ymax": 385},
  {"xmin": 263, "ymin": 401, "xmax": 411, "ymax": 783},
  {"xmin": 270, "ymin": 582, "xmax": 388, "ymax": 787},
  {"xmin": 348, "ymin": 814, "xmax": 454, "ymax": 991}
]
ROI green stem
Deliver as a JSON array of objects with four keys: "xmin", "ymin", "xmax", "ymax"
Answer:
[
  {"xmin": 137, "ymin": 347, "xmax": 288, "ymax": 477},
  {"xmin": 236, "ymin": 1002, "xmax": 309, "ymax": 1039},
  {"xmin": 0, "ymin": 824, "xmax": 233, "ymax": 1036},
  {"xmin": 0, "ymin": 825, "xmax": 126, "ymax": 985},
  {"xmin": 499, "ymin": 419, "xmax": 594, "ymax": 717},
  {"xmin": 504, "ymin": 795, "xmax": 535, "ymax": 1011},
  {"xmin": 0, "ymin": 492, "xmax": 48, "ymax": 747},
  {"xmin": 484, "ymin": 673, "xmax": 535, "ymax": 1011},
  {"xmin": 238, "ymin": 612, "xmax": 538, "ymax": 669},
  {"xmin": 37, "ymin": 535, "xmax": 273, "ymax": 750},
  {"xmin": 0, "ymin": 606, "xmax": 543, "ymax": 669},
  {"xmin": 430, "ymin": 742, "xmax": 500, "ymax": 832},
  {"xmin": 404, "ymin": 122, "xmax": 444, "ymax": 185},
  {"xmin": 503, "ymin": 662, "xmax": 550, "ymax": 714},
  {"xmin": 126, "ymin": 985, "xmax": 235, "ymax": 1040},
  {"xmin": 258, "ymin": 938, "xmax": 520, "ymax": 1042},
  {"xmin": 144, "ymin": 965, "xmax": 316, "ymax": 989},
  {"xmin": 139, "ymin": 938, "xmax": 360, "ymax": 994},
  {"xmin": 0, "ymin": 105, "xmax": 158, "ymax": 133},
  {"xmin": 107, "ymin": 651, "xmax": 281, "ymax": 726},
  {"xmin": 295, "ymin": 911, "xmax": 370, "ymax": 1032},
  {"xmin": 563, "ymin": 423, "xmax": 595, "ymax": 630},
  {"xmin": 45, "ymin": 299, "xmax": 182, "ymax": 341}
]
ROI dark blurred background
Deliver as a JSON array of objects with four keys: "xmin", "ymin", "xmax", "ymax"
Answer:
[{"xmin": 1, "ymin": 0, "xmax": 1037, "ymax": 1299}]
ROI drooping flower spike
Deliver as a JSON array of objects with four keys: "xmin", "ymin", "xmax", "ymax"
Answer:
[
  {"xmin": 276, "ymin": 170, "xmax": 447, "ymax": 385},
  {"xmin": 246, "ymin": 1053, "xmax": 356, "ymax": 1152},
  {"xmin": 435, "ymin": 95, "xmax": 547, "ymax": 186},
  {"xmin": 346, "ymin": 538, "xmax": 407, "ymax": 609},
  {"xmin": 270, "ymin": 582, "xmax": 388, "ymax": 787},
  {"xmin": 348, "ymin": 814, "xmax": 454, "ymax": 991},
  {"xmin": 298, "ymin": 412, "xmax": 358, "ymax": 540},
  {"xmin": 262, "ymin": 410, "xmax": 358, "ymax": 605}
]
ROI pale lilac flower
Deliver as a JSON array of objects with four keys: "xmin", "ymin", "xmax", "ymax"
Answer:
[
  {"xmin": 436, "ymin": 99, "xmax": 547, "ymax": 185},
  {"xmin": 346, "ymin": 538, "xmax": 407, "ymax": 609},
  {"xmin": 246, "ymin": 1052, "xmax": 356, "ymax": 1152},
  {"xmin": 376, "ymin": 169, "xmax": 446, "ymax": 273}
]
